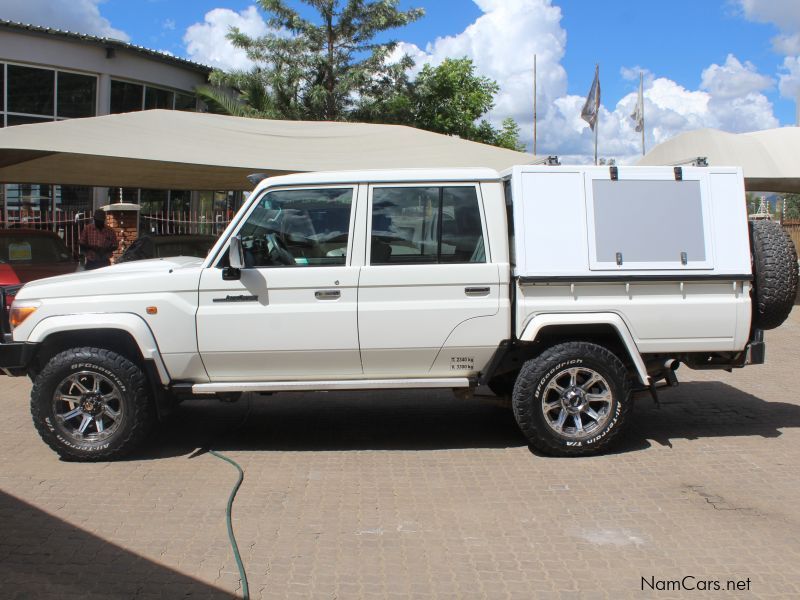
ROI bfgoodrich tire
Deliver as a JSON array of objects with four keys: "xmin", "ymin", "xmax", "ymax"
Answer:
[
  {"xmin": 512, "ymin": 342, "xmax": 633, "ymax": 457},
  {"xmin": 750, "ymin": 220, "xmax": 798, "ymax": 330},
  {"xmin": 30, "ymin": 347, "xmax": 156, "ymax": 461}
]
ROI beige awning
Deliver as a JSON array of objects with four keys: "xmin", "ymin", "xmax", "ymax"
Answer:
[
  {"xmin": 638, "ymin": 127, "xmax": 800, "ymax": 192},
  {"xmin": 0, "ymin": 110, "xmax": 536, "ymax": 191}
]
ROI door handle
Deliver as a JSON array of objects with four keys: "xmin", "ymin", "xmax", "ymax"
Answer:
[
  {"xmin": 315, "ymin": 290, "xmax": 341, "ymax": 300},
  {"xmin": 465, "ymin": 287, "xmax": 491, "ymax": 297}
]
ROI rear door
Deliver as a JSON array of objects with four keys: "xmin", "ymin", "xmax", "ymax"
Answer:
[{"xmin": 357, "ymin": 183, "xmax": 502, "ymax": 377}]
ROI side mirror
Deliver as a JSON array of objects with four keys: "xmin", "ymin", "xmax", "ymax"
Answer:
[
  {"xmin": 229, "ymin": 236, "xmax": 245, "ymax": 269},
  {"xmin": 223, "ymin": 236, "xmax": 244, "ymax": 281}
]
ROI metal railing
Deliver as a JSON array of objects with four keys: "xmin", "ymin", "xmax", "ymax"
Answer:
[
  {"xmin": 782, "ymin": 220, "xmax": 800, "ymax": 252},
  {"xmin": 0, "ymin": 210, "xmax": 90, "ymax": 256},
  {"xmin": 140, "ymin": 211, "xmax": 231, "ymax": 236}
]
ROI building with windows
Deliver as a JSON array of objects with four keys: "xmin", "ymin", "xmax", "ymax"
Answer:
[{"xmin": 0, "ymin": 20, "xmax": 225, "ymax": 240}]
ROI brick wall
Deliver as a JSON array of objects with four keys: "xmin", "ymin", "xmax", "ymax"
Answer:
[{"xmin": 105, "ymin": 209, "xmax": 139, "ymax": 264}]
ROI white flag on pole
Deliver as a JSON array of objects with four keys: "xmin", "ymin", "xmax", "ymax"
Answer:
[
  {"xmin": 630, "ymin": 72, "xmax": 644, "ymax": 133},
  {"xmin": 581, "ymin": 65, "xmax": 601, "ymax": 131}
]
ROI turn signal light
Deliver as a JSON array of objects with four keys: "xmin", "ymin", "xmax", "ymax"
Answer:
[{"xmin": 9, "ymin": 301, "xmax": 40, "ymax": 331}]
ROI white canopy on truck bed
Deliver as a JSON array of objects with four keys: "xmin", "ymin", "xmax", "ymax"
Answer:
[{"xmin": 507, "ymin": 165, "xmax": 752, "ymax": 279}]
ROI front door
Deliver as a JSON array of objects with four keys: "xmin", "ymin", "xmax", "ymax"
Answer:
[
  {"xmin": 197, "ymin": 185, "xmax": 362, "ymax": 381},
  {"xmin": 358, "ymin": 183, "xmax": 503, "ymax": 378}
]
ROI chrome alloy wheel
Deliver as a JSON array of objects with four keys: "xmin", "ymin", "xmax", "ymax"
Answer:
[
  {"xmin": 51, "ymin": 371, "xmax": 125, "ymax": 443},
  {"xmin": 541, "ymin": 367, "xmax": 613, "ymax": 438}
]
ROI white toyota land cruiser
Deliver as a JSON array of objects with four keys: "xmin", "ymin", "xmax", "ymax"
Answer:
[{"xmin": 1, "ymin": 165, "xmax": 797, "ymax": 460}]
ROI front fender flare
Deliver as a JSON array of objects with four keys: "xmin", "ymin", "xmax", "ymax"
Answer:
[
  {"xmin": 27, "ymin": 313, "xmax": 170, "ymax": 385},
  {"xmin": 519, "ymin": 313, "xmax": 649, "ymax": 385}
]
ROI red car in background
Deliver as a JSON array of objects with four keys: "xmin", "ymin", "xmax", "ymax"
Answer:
[{"xmin": 1, "ymin": 229, "xmax": 80, "ymax": 334}]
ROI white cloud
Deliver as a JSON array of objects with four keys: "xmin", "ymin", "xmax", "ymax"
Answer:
[
  {"xmin": 736, "ymin": 0, "xmax": 800, "ymax": 31},
  {"xmin": 2, "ymin": 0, "xmax": 129, "ymax": 41},
  {"xmin": 394, "ymin": 0, "xmax": 779, "ymax": 163},
  {"xmin": 736, "ymin": 0, "xmax": 800, "ymax": 54},
  {"xmin": 700, "ymin": 54, "xmax": 773, "ymax": 98},
  {"xmin": 184, "ymin": 6, "xmax": 269, "ymax": 71},
  {"xmin": 779, "ymin": 56, "xmax": 800, "ymax": 99}
]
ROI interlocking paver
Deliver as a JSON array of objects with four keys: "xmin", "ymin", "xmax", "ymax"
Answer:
[{"xmin": 2, "ymin": 309, "xmax": 800, "ymax": 598}]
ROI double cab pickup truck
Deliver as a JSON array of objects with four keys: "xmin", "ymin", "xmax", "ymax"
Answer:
[{"xmin": 1, "ymin": 165, "xmax": 797, "ymax": 459}]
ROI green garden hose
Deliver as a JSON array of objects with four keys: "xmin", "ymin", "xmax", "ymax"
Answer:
[
  {"xmin": 204, "ymin": 396, "xmax": 252, "ymax": 600},
  {"xmin": 209, "ymin": 449, "xmax": 250, "ymax": 600}
]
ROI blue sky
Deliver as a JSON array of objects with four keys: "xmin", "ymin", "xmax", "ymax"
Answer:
[{"xmin": 6, "ymin": 1, "xmax": 800, "ymax": 162}]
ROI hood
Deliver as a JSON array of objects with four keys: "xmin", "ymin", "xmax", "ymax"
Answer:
[{"xmin": 16, "ymin": 256, "xmax": 203, "ymax": 301}]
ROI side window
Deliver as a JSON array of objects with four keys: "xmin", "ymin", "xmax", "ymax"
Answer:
[
  {"xmin": 235, "ymin": 187, "xmax": 353, "ymax": 267},
  {"xmin": 371, "ymin": 185, "xmax": 485, "ymax": 265}
]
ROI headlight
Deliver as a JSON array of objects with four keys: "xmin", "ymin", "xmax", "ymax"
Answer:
[{"xmin": 9, "ymin": 300, "xmax": 40, "ymax": 331}]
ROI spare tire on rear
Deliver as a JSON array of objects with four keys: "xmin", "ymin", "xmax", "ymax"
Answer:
[{"xmin": 749, "ymin": 219, "xmax": 798, "ymax": 330}]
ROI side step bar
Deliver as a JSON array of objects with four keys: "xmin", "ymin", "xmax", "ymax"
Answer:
[{"xmin": 184, "ymin": 377, "xmax": 472, "ymax": 395}]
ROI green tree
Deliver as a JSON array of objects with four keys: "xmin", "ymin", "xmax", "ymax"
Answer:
[
  {"xmin": 782, "ymin": 194, "xmax": 800, "ymax": 220},
  {"xmin": 207, "ymin": 0, "xmax": 424, "ymax": 121},
  {"xmin": 411, "ymin": 58, "xmax": 498, "ymax": 139},
  {"xmin": 356, "ymin": 57, "xmax": 526, "ymax": 151},
  {"xmin": 493, "ymin": 117, "xmax": 526, "ymax": 152}
]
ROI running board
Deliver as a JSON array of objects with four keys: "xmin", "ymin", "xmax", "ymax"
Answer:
[{"xmin": 185, "ymin": 377, "xmax": 472, "ymax": 395}]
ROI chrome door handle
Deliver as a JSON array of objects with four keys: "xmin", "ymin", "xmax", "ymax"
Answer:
[
  {"xmin": 315, "ymin": 289, "xmax": 341, "ymax": 300},
  {"xmin": 465, "ymin": 287, "xmax": 490, "ymax": 297}
]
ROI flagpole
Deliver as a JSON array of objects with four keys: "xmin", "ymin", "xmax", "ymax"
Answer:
[
  {"xmin": 533, "ymin": 54, "xmax": 537, "ymax": 156},
  {"xmin": 640, "ymin": 72, "xmax": 645, "ymax": 156},
  {"xmin": 594, "ymin": 64, "xmax": 599, "ymax": 165}
]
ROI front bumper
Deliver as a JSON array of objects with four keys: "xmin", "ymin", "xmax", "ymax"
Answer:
[{"xmin": 0, "ymin": 341, "xmax": 37, "ymax": 376}]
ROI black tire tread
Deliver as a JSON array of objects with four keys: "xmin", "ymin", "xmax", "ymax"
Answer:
[
  {"xmin": 750, "ymin": 220, "xmax": 798, "ymax": 330},
  {"xmin": 512, "ymin": 341, "xmax": 633, "ymax": 457},
  {"xmin": 30, "ymin": 347, "xmax": 155, "ymax": 461}
]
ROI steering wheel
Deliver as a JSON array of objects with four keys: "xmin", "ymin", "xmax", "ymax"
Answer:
[{"xmin": 265, "ymin": 233, "xmax": 294, "ymax": 265}]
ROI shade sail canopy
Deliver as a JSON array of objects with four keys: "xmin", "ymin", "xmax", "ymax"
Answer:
[
  {"xmin": 638, "ymin": 127, "xmax": 800, "ymax": 192},
  {"xmin": 0, "ymin": 110, "xmax": 535, "ymax": 190}
]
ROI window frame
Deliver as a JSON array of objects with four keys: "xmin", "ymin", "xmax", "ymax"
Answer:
[
  {"xmin": 110, "ymin": 76, "xmax": 196, "ymax": 112},
  {"xmin": 215, "ymin": 184, "xmax": 359, "ymax": 269},
  {"xmin": 366, "ymin": 182, "xmax": 489, "ymax": 266},
  {"xmin": 1, "ymin": 61, "xmax": 100, "ymax": 125},
  {"xmin": 583, "ymin": 169, "xmax": 716, "ymax": 271}
]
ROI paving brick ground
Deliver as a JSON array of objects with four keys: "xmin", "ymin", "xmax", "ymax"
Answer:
[{"xmin": 2, "ymin": 309, "xmax": 800, "ymax": 599}]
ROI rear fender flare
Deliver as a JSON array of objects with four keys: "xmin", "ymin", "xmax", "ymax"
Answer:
[{"xmin": 519, "ymin": 313, "xmax": 649, "ymax": 385}]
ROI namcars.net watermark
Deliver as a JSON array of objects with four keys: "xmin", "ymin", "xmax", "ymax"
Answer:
[{"xmin": 642, "ymin": 576, "xmax": 752, "ymax": 592}]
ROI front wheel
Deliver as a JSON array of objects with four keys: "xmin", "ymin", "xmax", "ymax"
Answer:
[
  {"xmin": 30, "ymin": 347, "xmax": 156, "ymax": 461},
  {"xmin": 512, "ymin": 342, "xmax": 633, "ymax": 456}
]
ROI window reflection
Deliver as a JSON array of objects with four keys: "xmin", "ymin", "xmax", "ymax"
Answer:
[
  {"xmin": 110, "ymin": 80, "xmax": 143, "ymax": 113},
  {"xmin": 57, "ymin": 72, "xmax": 96, "ymax": 118},
  {"xmin": 7, "ymin": 65, "xmax": 54, "ymax": 116}
]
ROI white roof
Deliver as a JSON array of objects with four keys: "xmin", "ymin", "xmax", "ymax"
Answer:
[
  {"xmin": 260, "ymin": 167, "xmax": 501, "ymax": 188},
  {"xmin": 0, "ymin": 110, "xmax": 535, "ymax": 191},
  {"xmin": 638, "ymin": 127, "xmax": 800, "ymax": 192}
]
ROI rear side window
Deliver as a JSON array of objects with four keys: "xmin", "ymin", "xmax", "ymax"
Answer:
[{"xmin": 370, "ymin": 185, "xmax": 485, "ymax": 265}]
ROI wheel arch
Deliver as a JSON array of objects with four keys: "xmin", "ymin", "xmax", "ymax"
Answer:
[
  {"xmin": 27, "ymin": 314, "xmax": 170, "ymax": 386},
  {"xmin": 519, "ymin": 313, "xmax": 649, "ymax": 385}
]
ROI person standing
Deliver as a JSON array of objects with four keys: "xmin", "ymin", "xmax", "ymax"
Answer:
[{"xmin": 79, "ymin": 209, "xmax": 118, "ymax": 270}]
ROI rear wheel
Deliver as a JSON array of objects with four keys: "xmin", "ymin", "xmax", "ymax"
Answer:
[
  {"xmin": 30, "ymin": 347, "xmax": 156, "ymax": 461},
  {"xmin": 512, "ymin": 342, "xmax": 633, "ymax": 456}
]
